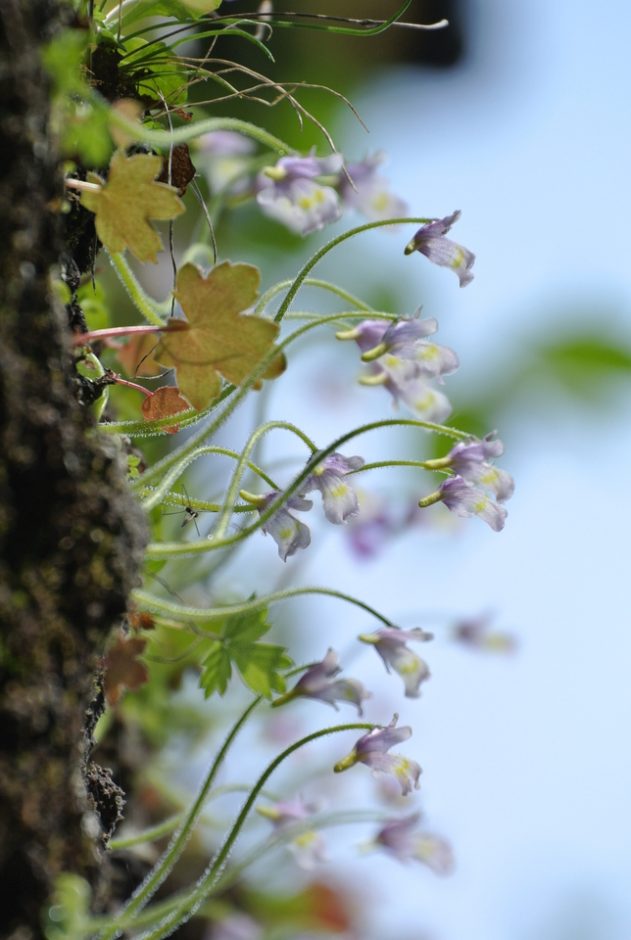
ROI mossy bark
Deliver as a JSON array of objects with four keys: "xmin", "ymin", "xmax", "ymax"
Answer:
[{"xmin": 0, "ymin": 3, "xmax": 147, "ymax": 936}]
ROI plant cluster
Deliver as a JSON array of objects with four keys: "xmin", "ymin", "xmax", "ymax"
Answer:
[{"xmin": 44, "ymin": 2, "xmax": 514, "ymax": 938}]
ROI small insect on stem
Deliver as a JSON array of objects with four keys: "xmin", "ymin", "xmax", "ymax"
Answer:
[{"xmin": 162, "ymin": 485, "xmax": 202, "ymax": 537}]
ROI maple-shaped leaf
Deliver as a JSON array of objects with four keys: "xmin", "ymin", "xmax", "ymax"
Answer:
[
  {"xmin": 80, "ymin": 150, "xmax": 185, "ymax": 263},
  {"xmin": 141, "ymin": 386, "xmax": 191, "ymax": 433},
  {"xmin": 104, "ymin": 633, "xmax": 149, "ymax": 705},
  {"xmin": 154, "ymin": 262, "xmax": 286, "ymax": 411}
]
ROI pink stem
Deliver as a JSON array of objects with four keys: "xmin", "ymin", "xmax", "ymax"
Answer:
[
  {"xmin": 72, "ymin": 325, "xmax": 165, "ymax": 346},
  {"xmin": 109, "ymin": 374, "xmax": 153, "ymax": 398}
]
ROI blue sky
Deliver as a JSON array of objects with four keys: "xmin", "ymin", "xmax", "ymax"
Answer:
[{"xmin": 277, "ymin": 2, "xmax": 631, "ymax": 937}]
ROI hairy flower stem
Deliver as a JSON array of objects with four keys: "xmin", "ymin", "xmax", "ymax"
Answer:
[
  {"xmin": 98, "ymin": 697, "xmax": 262, "ymax": 940},
  {"xmin": 213, "ymin": 420, "xmax": 317, "ymax": 540},
  {"xmin": 144, "ymin": 417, "xmax": 469, "ymax": 558},
  {"xmin": 107, "ymin": 251, "xmax": 166, "ymax": 326},
  {"xmin": 132, "ymin": 584, "xmax": 394, "ymax": 629},
  {"xmin": 133, "ymin": 723, "xmax": 374, "ymax": 940}
]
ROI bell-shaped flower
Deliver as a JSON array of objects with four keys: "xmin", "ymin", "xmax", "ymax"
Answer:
[
  {"xmin": 340, "ymin": 151, "xmax": 408, "ymax": 221},
  {"xmin": 423, "ymin": 475, "xmax": 508, "ymax": 531},
  {"xmin": 257, "ymin": 796, "xmax": 326, "ymax": 869},
  {"xmin": 334, "ymin": 715, "xmax": 421, "ymax": 795},
  {"xmin": 341, "ymin": 316, "xmax": 457, "ymax": 421},
  {"xmin": 374, "ymin": 813, "xmax": 454, "ymax": 875},
  {"xmin": 381, "ymin": 369, "xmax": 454, "ymax": 422},
  {"xmin": 404, "ymin": 210, "xmax": 475, "ymax": 287},
  {"xmin": 255, "ymin": 490, "xmax": 312, "ymax": 561},
  {"xmin": 352, "ymin": 315, "xmax": 440, "ymax": 361},
  {"xmin": 359, "ymin": 627, "xmax": 433, "ymax": 698},
  {"xmin": 444, "ymin": 434, "xmax": 514, "ymax": 501},
  {"xmin": 272, "ymin": 648, "xmax": 369, "ymax": 714},
  {"xmin": 302, "ymin": 451, "xmax": 364, "ymax": 524},
  {"xmin": 256, "ymin": 153, "xmax": 343, "ymax": 235}
]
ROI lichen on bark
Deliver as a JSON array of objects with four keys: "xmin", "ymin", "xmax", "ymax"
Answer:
[{"xmin": 0, "ymin": 3, "xmax": 147, "ymax": 936}]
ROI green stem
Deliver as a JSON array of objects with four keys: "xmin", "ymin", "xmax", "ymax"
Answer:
[
  {"xmin": 213, "ymin": 420, "xmax": 317, "ymax": 541},
  {"xmin": 254, "ymin": 276, "xmax": 373, "ymax": 316},
  {"xmin": 132, "ymin": 585, "xmax": 393, "ymax": 628},
  {"xmin": 99, "ymin": 697, "xmax": 262, "ymax": 940},
  {"xmin": 273, "ymin": 216, "xmax": 433, "ymax": 325},
  {"xmin": 133, "ymin": 723, "xmax": 373, "ymax": 940},
  {"xmin": 144, "ymin": 417, "xmax": 468, "ymax": 558},
  {"xmin": 108, "ymin": 113, "xmax": 295, "ymax": 156},
  {"xmin": 139, "ymin": 445, "xmax": 278, "ymax": 513},
  {"xmin": 107, "ymin": 251, "xmax": 165, "ymax": 326}
]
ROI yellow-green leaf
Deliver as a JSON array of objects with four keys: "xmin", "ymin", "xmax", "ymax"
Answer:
[
  {"xmin": 80, "ymin": 150, "xmax": 185, "ymax": 263},
  {"xmin": 154, "ymin": 262, "xmax": 286, "ymax": 410}
]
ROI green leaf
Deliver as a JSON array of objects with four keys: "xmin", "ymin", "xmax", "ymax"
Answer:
[
  {"xmin": 223, "ymin": 605, "xmax": 271, "ymax": 644},
  {"xmin": 42, "ymin": 29, "xmax": 89, "ymax": 95},
  {"xmin": 232, "ymin": 643, "xmax": 292, "ymax": 698},
  {"xmin": 61, "ymin": 98, "xmax": 114, "ymax": 167},
  {"xmin": 197, "ymin": 607, "xmax": 292, "ymax": 699},
  {"xmin": 122, "ymin": 37, "xmax": 190, "ymax": 105},
  {"xmin": 77, "ymin": 279, "xmax": 110, "ymax": 331},
  {"xmin": 116, "ymin": 0, "xmax": 221, "ymax": 27},
  {"xmin": 199, "ymin": 641, "xmax": 233, "ymax": 697}
]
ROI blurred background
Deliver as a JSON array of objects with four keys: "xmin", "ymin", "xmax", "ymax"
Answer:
[{"xmin": 103, "ymin": 2, "xmax": 631, "ymax": 938}]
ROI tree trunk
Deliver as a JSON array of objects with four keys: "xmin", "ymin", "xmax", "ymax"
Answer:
[{"xmin": 0, "ymin": 4, "xmax": 147, "ymax": 936}]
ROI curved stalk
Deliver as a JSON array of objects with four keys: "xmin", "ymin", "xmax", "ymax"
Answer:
[{"xmin": 132, "ymin": 584, "xmax": 393, "ymax": 628}]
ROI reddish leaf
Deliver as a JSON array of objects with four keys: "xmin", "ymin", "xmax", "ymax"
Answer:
[
  {"xmin": 104, "ymin": 634, "xmax": 149, "ymax": 705},
  {"xmin": 142, "ymin": 386, "xmax": 191, "ymax": 433}
]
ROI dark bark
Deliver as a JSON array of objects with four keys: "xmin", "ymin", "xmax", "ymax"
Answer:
[{"xmin": 0, "ymin": 3, "xmax": 147, "ymax": 937}]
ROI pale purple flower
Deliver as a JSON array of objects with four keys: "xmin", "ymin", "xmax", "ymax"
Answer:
[
  {"xmin": 353, "ymin": 316, "xmax": 439, "ymax": 359},
  {"xmin": 359, "ymin": 627, "xmax": 433, "ymax": 698},
  {"xmin": 272, "ymin": 648, "xmax": 369, "ymax": 714},
  {"xmin": 256, "ymin": 153, "xmax": 343, "ymax": 235},
  {"xmin": 302, "ymin": 452, "xmax": 364, "ymax": 524},
  {"xmin": 340, "ymin": 152, "xmax": 408, "ymax": 221},
  {"xmin": 258, "ymin": 491, "xmax": 312, "ymax": 561},
  {"xmin": 436, "ymin": 476, "xmax": 507, "ymax": 531},
  {"xmin": 195, "ymin": 131, "xmax": 256, "ymax": 195},
  {"xmin": 404, "ymin": 210, "xmax": 475, "ymax": 287},
  {"xmin": 346, "ymin": 490, "xmax": 396, "ymax": 559},
  {"xmin": 453, "ymin": 611, "xmax": 517, "ymax": 653},
  {"xmin": 257, "ymin": 796, "xmax": 326, "ymax": 869},
  {"xmin": 381, "ymin": 370, "xmax": 454, "ymax": 422},
  {"xmin": 375, "ymin": 813, "xmax": 455, "ymax": 875},
  {"xmin": 344, "ymin": 316, "xmax": 457, "ymax": 420},
  {"xmin": 333, "ymin": 715, "xmax": 421, "ymax": 795},
  {"xmin": 446, "ymin": 434, "xmax": 514, "ymax": 501}
]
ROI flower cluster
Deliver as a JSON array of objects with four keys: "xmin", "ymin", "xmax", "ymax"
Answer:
[
  {"xmin": 247, "ymin": 451, "xmax": 363, "ymax": 560},
  {"xmin": 197, "ymin": 136, "xmax": 408, "ymax": 236},
  {"xmin": 420, "ymin": 434, "xmax": 515, "ymax": 531},
  {"xmin": 256, "ymin": 151, "xmax": 408, "ymax": 235},
  {"xmin": 338, "ymin": 314, "xmax": 457, "ymax": 421}
]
